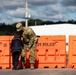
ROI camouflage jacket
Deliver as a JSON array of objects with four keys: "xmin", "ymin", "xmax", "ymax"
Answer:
[{"xmin": 22, "ymin": 27, "xmax": 38, "ymax": 48}]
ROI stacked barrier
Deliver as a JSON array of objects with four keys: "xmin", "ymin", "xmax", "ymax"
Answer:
[
  {"xmin": 9, "ymin": 36, "xmax": 14, "ymax": 68},
  {"xmin": 0, "ymin": 35, "xmax": 66, "ymax": 69},
  {"xmin": 25, "ymin": 35, "xmax": 66, "ymax": 68},
  {"xmin": 68, "ymin": 36, "xmax": 76, "ymax": 68},
  {"xmin": 0, "ymin": 36, "xmax": 11, "ymax": 69}
]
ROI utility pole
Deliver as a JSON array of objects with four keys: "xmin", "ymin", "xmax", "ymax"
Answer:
[{"xmin": 25, "ymin": 1, "xmax": 29, "ymax": 27}]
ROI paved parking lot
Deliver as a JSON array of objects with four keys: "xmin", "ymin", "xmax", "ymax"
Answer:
[{"xmin": 0, "ymin": 68, "xmax": 76, "ymax": 75}]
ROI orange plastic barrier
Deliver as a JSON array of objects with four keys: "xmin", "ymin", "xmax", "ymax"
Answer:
[
  {"xmin": 68, "ymin": 36, "xmax": 76, "ymax": 68},
  {"xmin": 0, "ymin": 35, "xmax": 66, "ymax": 69},
  {"xmin": 25, "ymin": 35, "xmax": 66, "ymax": 68},
  {"xmin": 9, "ymin": 36, "xmax": 14, "ymax": 68},
  {"xmin": 9, "ymin": 35, "xmax": 66, "ymax": 69},
  {"xmin": 0, "ymin": 36, "xmax": 11, "ymax": 69}
]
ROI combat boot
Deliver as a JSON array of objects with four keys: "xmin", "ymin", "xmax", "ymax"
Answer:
[{"xmin": 30, "ymin": 63, "xmax": 34, "ymax": 70}]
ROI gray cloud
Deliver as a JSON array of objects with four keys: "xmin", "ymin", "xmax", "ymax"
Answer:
[
  {"xmin": 0, "ymin": 0, "xmax": 76, "ymax": 24},
  {"xmin": 61, "ymin": 0, "xmax": 76, "ymax": 13},
  {"xmin": 61, "ymin": 0, "xmax": 76, "ymax": 6},
  {"xmin": 0, "ymin": 0, "xmax": 25, "ymax": 10},
  {"xmin": 28, "ymin": 0, "xmax": 58, "ymax": 6}
]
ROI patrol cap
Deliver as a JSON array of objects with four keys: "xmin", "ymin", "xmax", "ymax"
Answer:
[{"xmin": 16, "ymin": 23, "xmax": 23, "ymax": 31}]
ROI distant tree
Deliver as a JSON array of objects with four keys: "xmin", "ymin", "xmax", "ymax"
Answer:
[
  {"xmin": 0, "ymin": 19, "xmax": 76, "ymax": 35},
  {"xmin": 41, "ymin": 20, "xmax": 54, "ymax": 25},
  {"xmin": 28, "ymin": 19, "xmax": 43, "ymax": 26}
]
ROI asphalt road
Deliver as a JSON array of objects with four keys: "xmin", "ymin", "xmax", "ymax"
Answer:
[{"xmin": 0, "ymin": 68, "xmax": 76, "ymax": 75}]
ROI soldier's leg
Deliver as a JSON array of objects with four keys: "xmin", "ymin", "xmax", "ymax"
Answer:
[
  {"xmin": 21, "ymin": 44, "xmax": 28, "ymax": 68},
  {"xmin": 30, "ymin": 49, "xmax": 36, "ymax": 63},
  {"xmin": 30, "ymin": 44, "xmax": 36, "ymax": 69},
  {"xmin": 21, "ymin": 56, "xmax": 25, "ymax": 68},
  {"xmin": 21, "ymin": 48, "xmax": 26, "ymax": 69}
]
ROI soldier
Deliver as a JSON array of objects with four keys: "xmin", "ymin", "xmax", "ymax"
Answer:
[{"xmin": 16, "ymin": 23, "xmax": 38, "ymax": 69}]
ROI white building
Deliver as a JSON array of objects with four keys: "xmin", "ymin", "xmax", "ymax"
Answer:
[{"xmin": 30, "ymin": 24, "xmax": 76, "ymax": 51}]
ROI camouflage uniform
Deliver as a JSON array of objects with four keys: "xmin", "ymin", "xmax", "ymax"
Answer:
[
  {"xmin": 16, "ymin": 23, "xmax": 38, "ymax": 69},
  {"xmin": 22, "ymin": 27, "xmax": 38, "ymax": 64}
]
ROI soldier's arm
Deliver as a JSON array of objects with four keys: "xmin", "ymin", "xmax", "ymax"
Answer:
[{"xmin": 28, "ymin": 28, "xmax": 37, "ymax": 48}]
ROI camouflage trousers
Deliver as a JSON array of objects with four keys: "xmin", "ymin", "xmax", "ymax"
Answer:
[{"xmin": 21, "ymin": 43, "xmax": 36, "ymax": 64}]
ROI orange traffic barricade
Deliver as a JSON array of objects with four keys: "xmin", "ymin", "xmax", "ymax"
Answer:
[
  {"xmin": 9, "ymin": 36, "xmax": 14, "ymax": 68},
  {"xmin": 68, "ymin": 36, "xmax": 76, "ymax": 68},
  {"xmin": 26, "ymin": 35, "xmax": 66, "ymax": 68},
  {"xmin": 9, "ymin": 35, "xmax": 66, "ymax": 69},
  {"xmin": 0, "ymin": 36, "xmax": 11, "ymax": 69}
]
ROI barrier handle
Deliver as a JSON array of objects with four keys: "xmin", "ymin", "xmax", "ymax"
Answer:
[
  {"xmin": 55, "ymin": 49, "xmax": 58, "ymax": 60},
  {"xmin": 45, "ymin": 49, "xmax": 48, "ymax": 60},
  {"xmin": 0, "ymin": 50, "xmax": 2, "ymax": 52},
  {"xmin": 55, "ymin": 49, "xmax": 60, "ymax": 61}
]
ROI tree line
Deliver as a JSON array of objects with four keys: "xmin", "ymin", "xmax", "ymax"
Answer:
[{"xmin": 0, "ymin": 19, "xmax": 76, "ymax": 35}]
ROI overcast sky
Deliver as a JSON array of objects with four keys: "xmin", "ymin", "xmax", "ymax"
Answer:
[{"xmin": 0, "ymin": 0, "xmax": 76, "ymax": 24}]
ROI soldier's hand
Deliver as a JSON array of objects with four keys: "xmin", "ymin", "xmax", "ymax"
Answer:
[
  {"xmin": 19, "ymin": 54, "xmax": 21, "ymax": 61},
  {"xmin": 27, "ymin": 48, "xmax": 29, "ymax": 50},
  {"xmin": 21, "ymin": 37, "xmax": 23, "ymax": 41}
]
